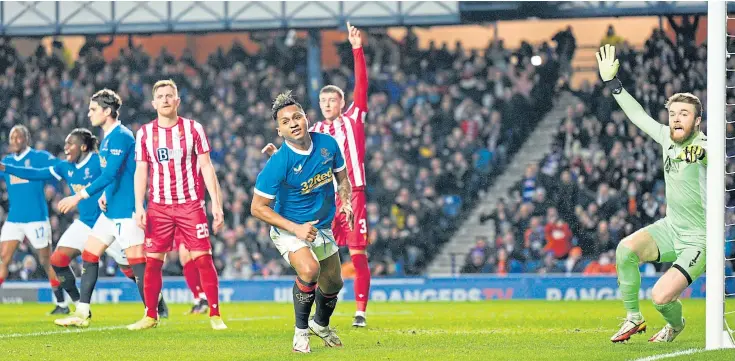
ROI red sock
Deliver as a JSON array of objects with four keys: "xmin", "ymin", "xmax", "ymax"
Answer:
[
  {"xmin": 194, "ymin": 254, "xmax": 220, "ymax": 317},
  {"xmin": 0, "ymin": 277, "xmax": 5, "ymax": 287},
  {"xmin": 182, "ymin": 261, "xmax": 202, "ymax": 300},
  {"xmin": 144, "ymin": 258, "xmax": 164, "ymax": 319},
  {"xmin": 351, "ymin": 253, "xmax": 371, "ymax": 313}
]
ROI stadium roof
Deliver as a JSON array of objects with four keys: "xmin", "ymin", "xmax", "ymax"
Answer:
[{"xmin": 0, "ymin": 1, "xmax": 723, "ymax": 37}]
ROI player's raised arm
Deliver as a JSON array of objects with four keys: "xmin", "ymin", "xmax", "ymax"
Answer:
[
  {"xmin": 596, "ymin": 44, "xmax": 666, "ymax": 145},
  {"xmin": 0, "ymin": 162, "xmax": 63, "ymax": 181},
  {"xmin": 347, "ymin": 21, "xmax": 368, "ymax": 111}
]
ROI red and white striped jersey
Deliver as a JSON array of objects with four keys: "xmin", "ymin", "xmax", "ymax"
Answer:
[
  {"xmin": 310, "ymin": 46, "xmax": 369, "ymax": 190},
  {"xmin": 135, "ymin": 116, "xmax": 210, "ymax": 205},
  {"xmin": 310, "ymin": 104, "xmax": 367, "ymax": 189}
]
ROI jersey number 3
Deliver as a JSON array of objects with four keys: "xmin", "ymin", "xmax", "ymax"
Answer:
[{"xmin": 196, "ymin": 223, "xmax": 209, "ymax": 239}]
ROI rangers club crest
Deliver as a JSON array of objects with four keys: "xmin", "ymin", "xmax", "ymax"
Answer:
[{"xmin": 320, "ymin": 148, "xmax": 333, "ymax": 165}]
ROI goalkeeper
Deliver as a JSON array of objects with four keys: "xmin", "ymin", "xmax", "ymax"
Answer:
[{"xmin": 597, "ymin": 44, "xmax": 707, "ymax": 343}]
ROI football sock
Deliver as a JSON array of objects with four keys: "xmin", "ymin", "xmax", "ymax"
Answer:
[
  {"xmin": 144, "ymin": 258, "xmax": 164, "ymax": 319},
  {"xmin": 653, "ymin": 300, "xmax": 684, "ymax": 329},
  {"xmin": 53, "ymin": 265, "xmax": 80, "ymax": 302},
  {"xmin": 182, "ymin": 260, "xmax": 203, "ymax": 301},
  {"xmin": 52, "ymin": 285, "xmax": 67, "ymax": 307},
  {"xmin": 351, "ymin": 253, "xmax": 370, "ymax": 313},
  {"xmin": 129, "ymin": 258, "xmax": 147, "ymax": 307},
  {"xmin": 293, "ymin": 277, "xmax": 317, "ymax": 329},
  {"xmin": 79, "ymin": 251, "xmax": 100, "ymax": 305},
  {"xmin": 0, "ymin": 277, "xmax": 4, "ymax": 286},
  {"xmin": 194, "ymin": 254, "xmax": 220, "ymax": 317},
  {"xmin": 313, "ymin": 288, "xmax": 339, "ymax": 327},
  {"xmin": 615, "ymin": 244, "xmax": 641, "ymax": 315},
  {"xmin": 51, "ymin": 252, "xmax": 79, "ymax": 303}
]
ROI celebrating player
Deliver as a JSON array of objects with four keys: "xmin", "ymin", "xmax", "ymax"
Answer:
[
  {"xmin": 0, "ymin": 128, "xmax": 167, "ymax": 317},
  {"xmin": 263, "ymin": 21, "xmax": 372, "ymax": 328},
  {"xmin": 54, "ymin": 89, "xmax": 151, "ymax": 327},
  {"xmin": 597, "ymin": 44, "xmax": 707, "ymax": 343},
  {"xmin": 127, "ymin": 79, "xmax": 226, "ymax": 331},
  {"xmin": 0, "ymin": 125, "xmax": 63, "ymax": 314},
  {"xmin": 252, "ymin": 91, "xmax": 352, "ymax": 353}
]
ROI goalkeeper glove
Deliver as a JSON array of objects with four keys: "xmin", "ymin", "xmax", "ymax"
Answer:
[
  {"xmin": 596, "ymin": 44, "xmax": 620, "ymax": 82},
  {"xmin": 678, "ymin": 145, "xmax": 706, "ymax": 164}
]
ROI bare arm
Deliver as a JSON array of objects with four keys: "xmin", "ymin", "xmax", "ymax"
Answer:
[
  {"xmin": 336, "ymin": 169, "xmax": 352, "ymax": 207},
  {"xmin": 134, "ymin": 161, "xmax": 148, "ymax": 212},
  {"xmin": 335, "ymin": 169, "xmax": 354, "ymax": 230},
  {"xmin": 198, "ymin": 152, "xmax": 224, "ymax": 234}
]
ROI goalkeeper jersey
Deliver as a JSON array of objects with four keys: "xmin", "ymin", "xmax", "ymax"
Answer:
[{"xmin": 634, "ymin": 115, "xmax": 706, "ymax": 238}]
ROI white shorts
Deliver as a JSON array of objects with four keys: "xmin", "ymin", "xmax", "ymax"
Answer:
[
  {"xmin": 0, "ymin": 220, "xmax": 52, "ymax": 249},
  {"xmin": 269, "ymin": 227, "xmax": 339, "ymax": 265},
  {"xmin": 91, "ymin": 214, "xmax": 144, "ymax": 250},
  {"xmin": 58, "ymin": 219, "xmax": 128, "ymax": 266}
]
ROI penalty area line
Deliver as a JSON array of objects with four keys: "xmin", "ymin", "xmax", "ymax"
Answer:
[{"xmin": 629, "ymin": 348, "xmax": 704, "ymax": 361}]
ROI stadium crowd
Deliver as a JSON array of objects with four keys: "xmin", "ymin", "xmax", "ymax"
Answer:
[
  {"xmin": 0, "ymin": 27, "xmax": 561, "ymax": 280},
  {"xmin": 465, "ymin": 26, "xmax": 717, "ymax": 275}
]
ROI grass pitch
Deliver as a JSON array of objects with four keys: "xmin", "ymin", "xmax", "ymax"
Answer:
[{"xmin": 0, "ymin": 300, "xmax": 733, "ymax": 361}]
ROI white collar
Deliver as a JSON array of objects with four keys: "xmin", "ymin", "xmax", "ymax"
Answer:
[
  {"xmin": 75, "ymin": 153, "xmax": 93, "ymax": 169},
  {"xmin": 12, "ymin": 147, "xmax": 31, "ymax": 161},
  {"xmin": 284, "ymin": 137, "xmax": 313, "ymax": 156},
  {"xmin": 104, "ymin": 121, "xmax": 121, "ymax": 138}
]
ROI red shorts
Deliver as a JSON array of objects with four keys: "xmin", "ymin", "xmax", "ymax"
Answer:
[
  {"xmin": 332, "ymin": 190, "xmax": 368, "ymax": 250},
  {"xmin": 145, "ymin": 201, "xmax": 211, "ymax": 253}
]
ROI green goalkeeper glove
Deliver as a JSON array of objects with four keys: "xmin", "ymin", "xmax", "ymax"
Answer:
[
  {"xmin": 596, "ymin": 44, "xmax": 620, "ymax": 82},
  {"xmin": 678, "ymin": 145, "xmax": 706, "ymax": 164}
]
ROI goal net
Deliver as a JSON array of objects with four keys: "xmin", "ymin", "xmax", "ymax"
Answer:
[{"xmin": 715, "ymin": 0, "xmax": 735, "ymax": 350}]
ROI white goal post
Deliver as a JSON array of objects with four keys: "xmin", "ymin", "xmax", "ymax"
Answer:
[{"xmin": 707, "ymin": 0, "xmax": 731, "ymax": 351}]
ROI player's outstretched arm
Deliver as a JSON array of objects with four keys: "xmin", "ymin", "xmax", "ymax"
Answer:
[
  {"xmin": 199, "ymin": 152, "xmax": 224, "ymax": 234},
  {"xmin": 596, "ymin": 44, "xmax": 666, "ymax": 145},
  {"xmin": 347, "ymin": 21, "xmax": 368, "ymax": 111},
  {"xmin": 133, "ymin": 160, "xmax": 148, "ymax": 229},
  {"xmin": 0, "ymin": 163, "xmax": 61, "ymax": 181},
  {"xmin": 58, "ymin": 139, "xmax": 129, "ymax": 213},
  {"xmin": 335, "ymin": 169, "xmax": 354, "ymax": 231},
  {"xmin": 251, "ymin": 194, "xmax": 317, "ymax": 242}
]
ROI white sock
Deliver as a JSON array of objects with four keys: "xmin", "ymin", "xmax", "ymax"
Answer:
[
  {"xmin": 76, "ymin": 303, "xmax": 90, "ymax": 317},
  {"xmin": 355, "ymin": 311, "xmax": 366, "ymax": 318},
  {"xmin": 295, "ymin": 326, "xmax": 309, "ymax": 334},
  {"xmin": 627, "ymin": 311, "xmax": 643, "ymax": 321}
]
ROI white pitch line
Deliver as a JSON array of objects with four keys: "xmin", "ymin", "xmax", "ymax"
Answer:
[
  {"xmin": 629, "ymin": 348, "xmax": 704, "ymax": 361},
  {"xmin": 0, "ymin": 316, "xmax": 285, "ymax": 339},
  {"xmin": 0, "ymin": 325, "xmax": 128, "ymax": 340}
]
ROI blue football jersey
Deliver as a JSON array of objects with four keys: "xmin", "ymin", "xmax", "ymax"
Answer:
[
  {"xmin": 82, "ymin": 122, "xmax": 136, "ymax": 219},
  {"xmin": 254, "ymin": 132, "xmax": 346, "ymax": 229},
  {"xmin": 0, "ymin": 148, "xmax": 59, "ymax": 223},
  {"xmin": 3, "ymin": 153, "xmax": 103, "ymax": 228}
]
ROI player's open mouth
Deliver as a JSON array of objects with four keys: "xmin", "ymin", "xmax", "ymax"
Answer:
[{"xmin": 291, "ymin": 128, "xmax": 301, "ymax": 136}]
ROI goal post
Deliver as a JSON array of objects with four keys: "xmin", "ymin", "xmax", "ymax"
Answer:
[{"xmin": 707, "ymin": 0, "xmax": 728, "ymax": 350}]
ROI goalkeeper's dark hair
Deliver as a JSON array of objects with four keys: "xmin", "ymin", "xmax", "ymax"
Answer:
[
  {"xmin": 665, "ymin": 93, "xmax": 703, "ymax": 119},
  {"xmin": 271, "ymin": 90, "xmax": 304, "ymax": 121},
  {"xmin": 70, "ymin": 128, "xmax": 99, "ymax": 152},
  {"xmin": 91, "ymin": 88, "xmax": 122, "ymax": 119}
]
